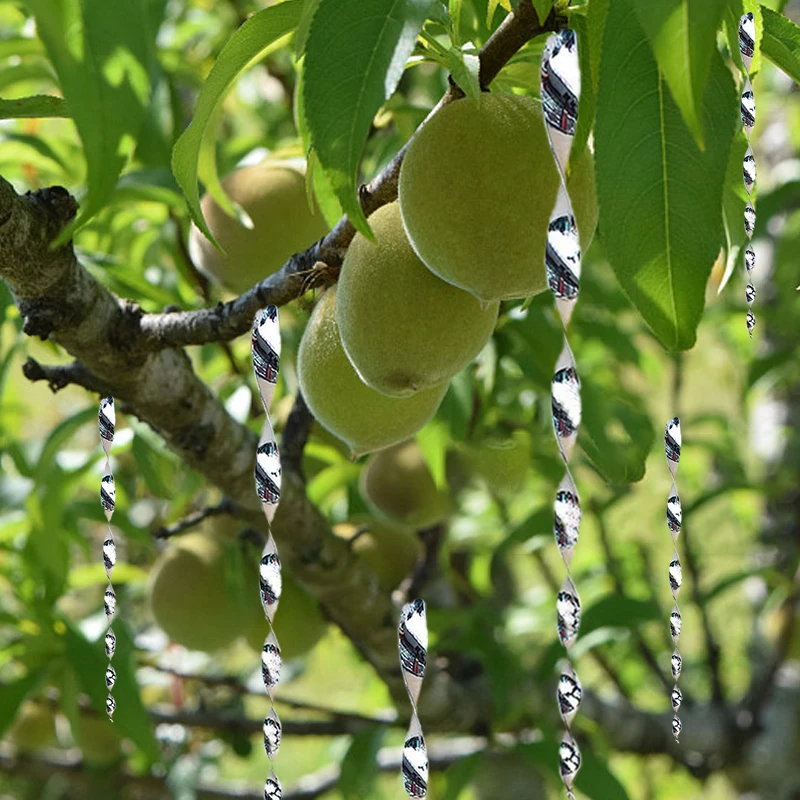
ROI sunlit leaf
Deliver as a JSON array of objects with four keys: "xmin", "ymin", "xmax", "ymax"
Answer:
[
  {"xmin": 595, "ymin": 0, "xmax": 738, "ymax": 349},
  {"xmin": 303, "ymin": 0, "xmax": 437, "ymax": 237}
]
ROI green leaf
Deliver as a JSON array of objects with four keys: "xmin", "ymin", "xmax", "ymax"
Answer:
[
  {"xmin": 449, "ymin": 0, "xmax": 464, "ymax": 45},
  {"xmin": 595, "ymin": 0, "xmax": 738, "ymax": 350},
  {"xmin": 35, "ymin": 406, "xmax": 97, "ymax": 481},
  {"xmin": 581, "ymin": 595, "xmax": 660, "ymax": 635},
  {"xmin": 0, "ymin": 94, "xmax": 68, "ymax": 119},
  {"xmin": 579, "ymin": 379, "xmax": 655, "ymax": 484},
  {"xmin": 444, "ymin": 43, "xmax": 482, "ymax": 98},
  {"xmin": 487, "ymin": 0, "xmax": 512, "ymax": 27},
  {"xmin": 303, "ymin": 0, "xmax": 437, "ymax": 238},
  {"xmin": 0, "ymin": 672, "xmax": 45, "ymax": 739},
  {"xmin": 575, "ymin": 751, "xmax": 631, "ymax": 800},
  {"xmin": 633, "ymin": 0, "xmax": 728, "ymax": 147},
  {"xmin": 171, "ymin": 1, "xmax": 302, "ymax": 242},
  {"xmin": 63, "ymin": 621, "xmax": 159, "ymax": 761},
  {"xmin": 719, "ymin": 128, "xmax": 750, "ymax": 292},
  {"xmin": 587, "ymin": 0, "xmax": 609, "ymax": 92},
  {"xmin": 338, "ymin": 726, "xmax": 387, "ymax": 799},
  {"xmin": 571, "ymin": 12, "xmax": 596, "ymax": 163},
  {"xmin": 295, "ymin": 0, "xmax": 322, "ymax": 57},
  {"xmin": 416, "ymin": 418, "xmax": 450, "ymax": 490},
  {"xmin": 23, "ymin": 0, "xmax": 157, "ymax": 237},
  {"xmin": 761, "ymin": 6, "xmax": 800, "ymax": 84},
  {"xmin": 532, "ymin": 0, "xmax": 553, "ymax": 26},
  {"xmin": 441, "ymin": 752, "xmax": 482, "ymax": 800}
]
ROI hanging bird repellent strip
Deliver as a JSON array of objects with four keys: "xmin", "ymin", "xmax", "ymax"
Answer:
[
  {"xmin": 739, "ymin": 13, "xmax": 758, "ymax": 337},
  {"xmin": 664, "ymin": 417, "xmax": 684, "ymax": 741},
  {"xmin": 251, "ymin": 306, "xmax": 284, "ymax": 800},
  {"xmin": 98, "ymin": 397, "xmax": 117, "ymax": 721},
  {"xmin": 541, "ymin": 28, "xmax": 583, "ymax": 798},
  {"xmin": 399, "ymin": 599, "xmax": 429, "ymax": 799}
]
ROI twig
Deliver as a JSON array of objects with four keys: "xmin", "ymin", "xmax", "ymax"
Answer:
[
  {"xmin": 396, "ymin": 523, "xmax": 446, "ymax": 603},
  {"xmin": 280, "ymin": 390, "xmax": 313, "ymax": 479},
  {"xmin": 136, "ymin": 1, "xmax": 563, "ymax": 351},
  {"xmin": 745, "ymin": 562, "xmax": 800, "ymax": 721},
  {"xmin": 683, "ymin": 524, "xmax": 725, "ymax": 705},
  {"xmin": 22, "ymin": 356, "xmax": 111, "ymax": 395},
  {"xmin": 592, "ymin": 501, "xmax": 673, "ymax": 693},
  {"xmin": 151, "ymin": 499, "xmax": 236, "ymax": 539},
  {"xmin": 148, "ymin": 707, "xmax": 375, "ymax": 737},
  {"xmin": 145, "ymin": 665, "xmax": 399, "ymax": 725},
  {"xmin": 170, "ymin": 209, "xmax": 211, "ymax": 301}
]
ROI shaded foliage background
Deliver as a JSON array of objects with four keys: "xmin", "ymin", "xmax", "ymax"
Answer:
[{"xmin": 1, "ymin": 0, "xmax": 800, "ymax": 798}]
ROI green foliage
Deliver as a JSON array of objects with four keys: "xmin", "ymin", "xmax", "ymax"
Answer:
[
  {"xmin": 0, "ymin": 95, "xmax": 68, "ymax": 119},
  {"xmin": 595, "ymin": 0, "xmax": 738, "ymax": 350},
  {"xmin": 0, "ymin": 673, "xmax": 44, "ymax": 739},
  {"xmin": 633, "ymin": 0, "xmax": 728, "ymax": 147},
  {"xmin": 23, "ymin": 0, "xmax": 160, "ymax": 237},
  {"xmin": 303, "ymin": 0, "xmax": 437, "ymax": 237},
  {"xmin": 171, "ymin": 0, "xmax": 303, "ymax": 243},
  {"xmin": 62, "ymin": 621, "xmax": 159, "ymax": 760},
  {"xmin": 762, "ymin": 5, "xmax": 800, "ymax": 83},
  {"xmin": 2, "ymin": 0, "xmax": 800, "ymax": 796},
  {"xmin": 338, "ymin": 726, "xmax": 387, "ymax": 799}
]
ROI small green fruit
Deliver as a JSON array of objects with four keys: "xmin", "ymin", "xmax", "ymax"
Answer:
[
  {"xmin": 465, "ymin": 429, "xmax": 532, "ymax": 495},
  {"xmin": 189, "ymin": 161, "xmax": 329, "ymax": 294},
  {"xmin": 297, "ymin": 288, "xmax": 447, "ymax": 456},
  {"xmin": 333, "ymin": 519, "xmax": 421, "ymax": 590},
  {"xmin": 148, "ymin": 531, "xmax": 249, "ymax": 652},
  {"xmin": 399, "ymin": 92, "xmax": 597, "ymax": 302},
  {"xmin": 359, "ymin": 440, "xmax": 450, "ymax": 528},
  {"xmin": 244, "ymin": 572, "xmax": 327, "ymax": 661},
  {"xmin": 72, "ymin": 714, "xmax": 122, "ymax": 768},
  {"xmin": 7, "ymin": 701, "xmax": 57, "ymax": 752},
  {"xmin": 337, "ymin": 203, "xmax": 499, "ymax": 396}
]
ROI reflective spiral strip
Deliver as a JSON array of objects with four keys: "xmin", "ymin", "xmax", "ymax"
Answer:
[
  {"xmin": 399, "ymin": 600, "xmax": 428, "ymax": 799},
  {"xmin": 98, "ymin": 396, "xmax": 117, "ymax": 721},
  {"xmin": 251, "ymin": 306, "xmax": 284, "ymax": 800},
  {"xmin": 541, "ymin": 28, "xmax": 583, "ymax": 798},
  {"xmin": 739, "ymin": 13, "xmax": 758, "ymax": 337},
  {"xmin": 664, "ymin": 417, "xmax": 684, "ymax": 741}
]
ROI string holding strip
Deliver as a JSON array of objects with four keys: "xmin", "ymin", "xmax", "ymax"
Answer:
[
  {"xmin": 251, "ymin": 306, "xmax": 284, "ymax": 800},
  {"xmin": 664, "ymin": 417, "xmax": 684, "ymax": 741},
  {"xmin": 98, "ymin": 396, "xmax": 118, "ymax": 721},
  {"xmin": 399, "ymin": 600, "xmax": 429, "ymax": 799},
  {"xmin": 541, "ymin": 28, "xmax": 584, "ymax": 799},
  {"xmin": 738, "ymin": 13, "xmax": 758, "ymax": 337}
]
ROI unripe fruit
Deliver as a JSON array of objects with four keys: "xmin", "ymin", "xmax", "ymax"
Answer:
[
  {"xmin": 333, "ymin": 519, "xmax": 421, "ymax": 590},
  {"xmin": 189, "ymin": 162, "xmax": 329, "ymax": 294},
  {"xmin": 7, "ymin": 702, "xmax": 57, "ymax": 752},
  {"xmin": 72, "ymin": 714, "xmax": 122, "ymax": 768},
  {"xmin": 359, "ymin": 440, "xmax": 450, "ymax": 528},
  {"xmin": 399, "ymin": 93, "xmax": 597, "ymax": 302},
  {"xmin": 337, "ymin": 203, "xmax": 499, "ymax": 396},
  {"xmin": 147, "ymin": 532, "xmax": 249, "ymax": 652},
  {"xmin": 244, "ymin": 572, "xmax": 327, "ymax": 661},
  {"xmin": 464, "ymin": 429, "xmax": 532, "ymax": 495},
  {"xmin": 297, "ymin": 288, "xmax": 447, "ymax": 456}
]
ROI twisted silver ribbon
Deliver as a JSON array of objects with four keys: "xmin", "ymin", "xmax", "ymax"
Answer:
[
  {"xmin": 664, "ymin": 417, "xmax": 684, "ymax": 741},
  {"xmin": 541, "ymin": 28, "xmax": 583, "ymax": 798},
  {"xmin": 98, "ymin": 396, "xmax": 117, "ymax": 721},
  {"xmin": 399, "ymin": 599, "xmax": 428, "ymax": 799},
  {"xmin": 251, "ymin": 306, "xmax": 283, "ymax": 800},
  {"xmin": 739, "ymin": 12, "xmax": 757, "ymax": 337}
]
